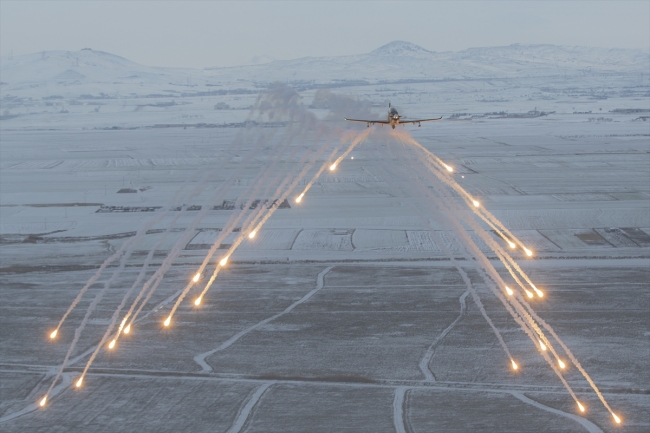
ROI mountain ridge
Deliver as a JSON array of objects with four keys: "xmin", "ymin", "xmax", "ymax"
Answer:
[{"xmin": 1, "ymin": 42, "xmax": 647, "ymax": 98}]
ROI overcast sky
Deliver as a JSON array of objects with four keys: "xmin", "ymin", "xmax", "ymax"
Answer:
[{"xmin": 1, "ymin": 1, "xmax": 648, "ymax": 68}]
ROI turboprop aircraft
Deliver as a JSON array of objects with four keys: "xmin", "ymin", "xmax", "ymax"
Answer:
[{"xmin": 345, "ymin": 103, "xmax": 442, "ymax": 129}]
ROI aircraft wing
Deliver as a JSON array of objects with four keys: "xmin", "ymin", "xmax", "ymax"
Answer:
[
  {"xmin": 399, "ymin": 117, "xmax": 443, "ymax": 124},
  {"xmin": 344, "ymin": 118, "xmax": 390, "ymax": 124}
]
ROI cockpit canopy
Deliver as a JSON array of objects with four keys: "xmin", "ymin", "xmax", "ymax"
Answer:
[{"xmin": 389, "ymin": 107, "xmax": 399, "ymax": 116}]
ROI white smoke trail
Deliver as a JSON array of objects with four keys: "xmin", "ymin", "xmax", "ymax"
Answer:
[
  {"xmin": 173, "ymin": 132, "xmax": 340, "ymax": 316},
  {"xmin": 400, "ymin": 136, "xmax": 602, "ymax": 411},
  {"xmin": 161, "ymin": 127, "xmax": 321, "ymax": 323},
  {"xmin": 128, "ymin": 86, "xmax": 328, "ymax": 327},
  {"xmin": 378, "ymin": 137, "xmax": 515, "ymax": 363},
  {"xmin": 44, "ymin": 234, "xmax": 135, "ymax": 397},
  {"xmin": 77, "ymin": 200, "xmax": 208, "ymax": 379},
  {"xmin": 43, "ymin": 84, "xmax": 322, "ymax": 402}
]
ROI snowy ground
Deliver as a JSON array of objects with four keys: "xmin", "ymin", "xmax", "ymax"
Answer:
[{"xmin": 1, "ymin": 72, "xmax": 649, "ymax": 432}]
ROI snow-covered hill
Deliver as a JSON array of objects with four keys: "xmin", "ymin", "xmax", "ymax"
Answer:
[
  {"xmin": 0, "ymin": 48, "xmax": 206, "ymax": 98},
  {"xmin": 1, "ymin": 41, "xmax": 647, "ymax": 99}
]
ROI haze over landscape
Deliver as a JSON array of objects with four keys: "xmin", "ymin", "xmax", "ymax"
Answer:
[{"xmin": 0, "ymin": 2, "xmax": 648, "ymax": 433}]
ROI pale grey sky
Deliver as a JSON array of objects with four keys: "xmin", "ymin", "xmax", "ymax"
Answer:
[{"xmin": 1, "ymin": 1, "xmax": 648, "ymax": 68}]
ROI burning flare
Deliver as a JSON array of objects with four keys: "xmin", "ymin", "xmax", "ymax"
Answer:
[
  {"xmin": 194, "ymin": 297, "xmax": 202, "ymax": 306},
  {"xmin": 508, "ymin": 241, "xmax": 516, "ymax": 249},
  {"xmin": 76, "ymin": 377, "xmax": 83, "ymax": 388},
  {"xmin": 296, "ymin": 193, "xmax": 304, "ymax": 203},
  {"xmin": 578, "ymin": 402, "xmax": 585, "ymax": 412},
  {"xmin": 192, "ymin": 273, "xmax": 200, "ymax": 283},
  {"xmin": 472, "ymin": 200, "xmax": 480, "ymax": 208},
  {"xmin": 526, "ymin": 290, "xmax": 534, "ymax": 299},
  {"xmin": 612, "ymin": 413, "xmax": 621, "ymax": 424},
  {"xmin": 108, "ymin": 339, "xmax": 116, "ymax": 349},
  {"xmin": 558, "ymin": 359, "xmax": 566, "ymax": 369},
  {"xmin": 248, "ymin": 231, "xmax": 256, "ymax": 239},
  {"xmin": 444, "ymin": 164, "xmax": 453, "ymax": 172},
  {"xmin": 329, "ymin": 163, "xmax": 337, "ymax": 171},
  {"xmin": 505, "ymin": 286, "xmax": 514, "ymax": 296},
  {"xmin": 511, "ymin": 360, "xmax": 518, "ymax": 370},
  {"xmin": 50, "ymin": 330, "xmax": 57, "ymax": 339},
  {"xmin": 524, "ymin": 248, "xmax": 533, "ymax": 257},
  {"xmin": 219, "ymin": 256, "xmax": 229, "ymax": 267},
  {"xmin": 39, "ymin": 396, "xmax": 47, "ymax": 407},
  {"xmin": 164, "ymin": 317, "xmax": 171, "ymax": 327},
  {"xmin": 124, "ymin": 324, "xmax": 131, "ymax": 334},
  {"xmin": 539, "ymin": 341, "xmax": 547, "ymax": 351}
]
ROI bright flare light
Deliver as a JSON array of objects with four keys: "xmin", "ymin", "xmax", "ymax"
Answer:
[
  {"xmin": 248, "ymin": 231, "xmax": 256, "ymax": 239},
  {"xmin": 219, "ymin": 256, "xmax": 229, "ymax": 266},
  {"xmin": 578, "ymin": 402, "xmax": 585, "ymax": 413},
  {"xmin": 508, "ymin": 241, "xmax": 516, "ymax": 249},
  {"xmin": 472, "ymin": 200, "xmax": 480, "ymax": 208},
  {"xmin": 329, "ymin": 163, "xmax": 337, "ymax": 171},
  {"xmin": 194, "ymin": 297, "xmax": 202, "ymax": 306},
  {"xmin": 505, "ymin": 286, "xmax": 514, "ymax": 296},
  {"xmin": 124, "ymin": 324, "xmax": 131, "ymax": 334},
  {"xmin": 526, "ymin": 290, "xmax": 534, "ymax": 298},
  {"xmin": 524, "ymin": 248, "xmax": 533, "ymax": 257},
  {"xmin": 295, "ymin": 193, "xmax": 304, "ymax": 203},
  {"xmin": 164, "ymin": 317, "xmax": 171, "ymax": 327},
  {"xmin": 50, "ymin": 330, "xmax": 57, "ymax": 339},
  {"xmin": 534, "ymin": 289, "xmax": 544, "ymax": 298},
  {"xmin": 445, "ymin": 164, "xmax": 453, "ymax": 172},
  {"xmin": 511, "ymin": 360, "xmax": 518, "ymax": 370},
  {"xmin": 76, "ymin": 377, "xmax": 83, "ymax": 388},
  {"xmin": 351, "ymin": 156, "xmax": 354, "ymax": 160},
  {"xmin": 39, "ymin": 396, "xmax": 47, "ymax": 407},
  {"xmin": 193, "ymin": 273, "xmax": 200, "ymax": 283},
  {"xmin": 108, "ymin": 339, "xmax": 116, "ymax": 349},
  {"xmin": 539, "ymin": 341, "xmax": 547, "ymax": 351},
  {"xmin": 558, "ymin": 359, "xmax": 566, "ymax": 369},
  {"xmin": 613, "ymin": 414, "xmax": 621, "ymax": 424}
]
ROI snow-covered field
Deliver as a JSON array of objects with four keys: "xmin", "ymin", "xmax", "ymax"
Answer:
[{"xmin": 1, "ymin": 42, "xmax": 649, "ymax": 432}]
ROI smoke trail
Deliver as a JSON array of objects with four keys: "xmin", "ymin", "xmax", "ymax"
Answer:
[
  {"xmin": 516, "ymin": 292, "xmax": 618, "ymax": 415},
  {"xmin": 47, "ymin": 122, "xmax": 262, "ymax": 392},
  {"xmin": 402, "ymin": 134, "xmax": 540, "ymax": 292},
  {"xmin": 51, "ymin": 120, "xmax": 266, "ymax": 336},
  {"xmin": 51, "ymin": 211, "xmax": 168, "ymax": 335},
  {"xmin": 182, "ymin": 129, "xmax": 363, "ymax": 311},
  {"xmin": 167, "ymin": 173, "xmax": 296, "ymax": 320},
  {"xmin": 44, "ymin": 234, "xmax": 135, "ymax": 397},
  {"xmin": 121, "ymin": 157, "xmax": 255, "ymax": 329},
  {"xmin": 47, "ymin": 138, "xmax": 253, "ymax": 388},
  {"xmin": 77, "ymin": 201, "xmax": 204, "ymax": 379},
  {"xmin": 391, "ymin": 136, "xmax": 587, "ymax": 406},
  {"xmin": 70, "ymin": 103, "xmax": 307, "ymax": 384},
  {"xmin": 45, "ymin": 84, "xmax": 323, "ymax": 401},
  {"xmin": 162, "ymin": 127, "xmax": 321, "ymax": 321},
  {"xmin": 122, "ymin": 104, "xmax": 307, "ymax": 323},
  {"xmin": 391, "ymin": 130, "xmax": 532, "ymax": 254},
  {"xmin": 330, "ymin": 128, "xmax": 372, "ymax": 170},
  {"xmin": 378, "ymin": 137, "xmax": 515, "ymax": 363},
  {"xmin": 401, "ymin": 137, "xmax": 605, "ymax": 412},
  {"xmin": 177, "ymin": 132, "xmax": 339, "ymax": 314},
  {"xmin": 296, "ymin": 129, "xmax": 369, "ymax": 201},
  {"xmin": 436, "ymin": 233, "xmax": 513, "ymax": 360},
  {"xmin": 130, "ymin": 85, "xmax": 328, "ymax": 326}
]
